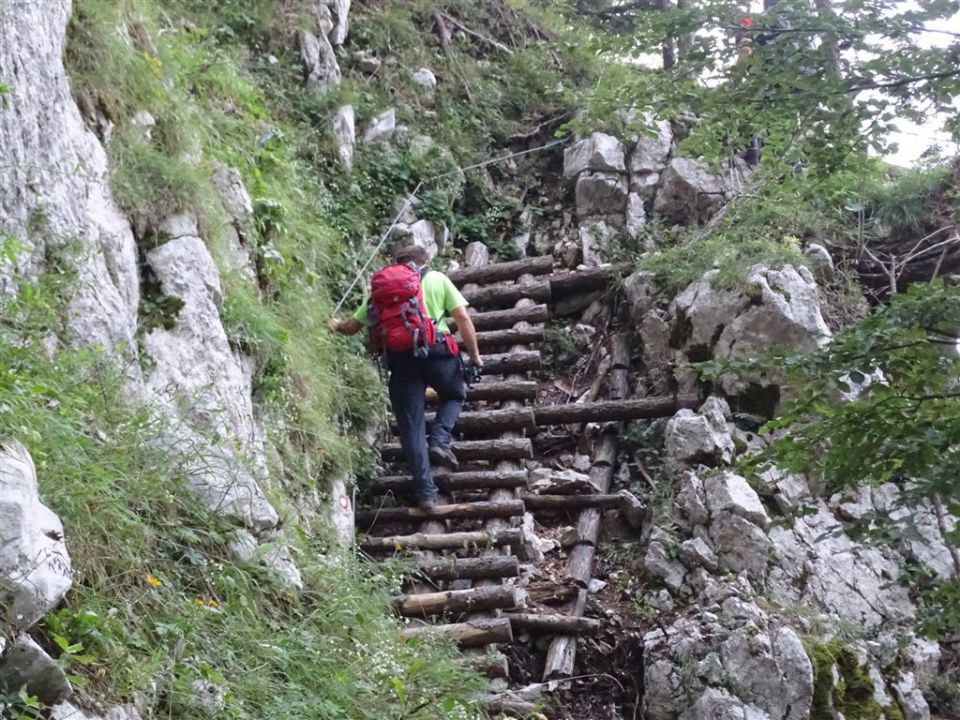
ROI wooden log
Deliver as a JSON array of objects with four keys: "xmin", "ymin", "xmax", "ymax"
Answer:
[
  {"xmin": 546, "ymin": 263, "xmax": 632, "ymax": 298},
  {"xmin": 368, "ymin": 469, "xmax": 529, "ymax": 495},
  {"xmin": 521, "ymin": 494, "xmax": 623, "ymax": 511},
  {"xmin": 381, "ymin": 437, "xmax": 533, "ymax": 463},
  {"xmin": 426, "ymin": 380, "xmax": 539, "ymax": 403},
  {"xmin": 451, "ymin": 407, "xmax": 536, "ymax": 434},
  {"xmin": 481, "ymin": 350, "xmax": 542, "ymax": 375},
  {"xmin": 507, "ymin": 613, "xmax": 602, "ymax": 635},
  {"xmin": 461, "ymin": 304, "xmax": 550, "ymax": 331},
  {"xmin": 447, "ymin": 255, "xmax": 553, "ymax": 285},
  {"xmin": 401, "ymin": 618, "xmax": 513, "ymax": 647},
  {"xmin": 474, "ymin": 326, "xmax": 545, "ymax": 350},
  {"xmin": 415, "ymin": 555, "xmax": 520, "ymax": 582},
  {"xmin": 357, "ymin": 499, "xmax": 525, "ymax": 526},
  {"xmin": 359, "ymin": 528, "xmax": 522, "ymax": 553},
  {"xmin": 395, "ymin": 586, "xmax": 521, "ymax": 617},
  {"xmin": 462, "ymin": 279, "xmax": 552, "ymax": 309},
  {"xmin": 533, "ymin": 395, "xmax": 699, "ymax": 425}
]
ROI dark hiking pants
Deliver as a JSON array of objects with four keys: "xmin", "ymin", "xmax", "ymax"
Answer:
[{"xmin": 388, "ymin": 342, "xmax": 466, "ymax": 503}]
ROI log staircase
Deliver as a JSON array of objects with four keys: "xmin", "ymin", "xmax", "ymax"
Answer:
[{"xmin": 355, "ymin": 254, "xmax": 698, "ymax": 710}]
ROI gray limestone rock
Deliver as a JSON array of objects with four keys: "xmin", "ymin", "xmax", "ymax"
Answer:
[
  {"xmin": 463, "ymin": 242, "xmax": 490, "ymax": 267},
  {"xmin": 192, "ymin": 679, "xmax": 226, "ymax": 717},
  {"xmin": 629, "ymin": 117, "xmax": 673, "ymax": 174},
  {"xmin": 332, "ymin": 105, "xmax": 356, "ymax": 170},
  {"xmin": 211, "ymin": 163, "xmax": 254, "ymax": 229},
  {"xmin": 623, "ymin": 271, "xmax": 658, "ymax": 324},
  {"xmin": 143, "ymin": 232, "xmax": 262, "ymax": 454},
  {"xmin": 893, "ymin": 671, "xmax": 930, "ymax": 720},
  {"xmin": 325, "ymin": 0, "xmax": 351, "ymax": 46},
  {"xmin": 411, "ymin": 67, "xmax": 437, "ymax": 104},
  {"xmin": 578, "ymin": 218, "xmax": 616, "ymax": 267},
  {"xmin": 327, "ymin": 474, "xmax": 355, "ymax": 548},
  {"xmin": 575, "ymin": 171, "xmax": 628, "ymax": 217},
  {"xmin": 680, "ymin": 688, "xmax": 772, "ymax": 720},
  {"xmin": 625, "ymin": 191, "xmax": 647, "ymax": 242},
  {"xmin": 804, "ymin": 243, "xmax": 834, "ymax": 283},
  {"xmin": 299, "ymin": 30, "xmax": 341, "ymax": 92},
  {"xmin": 710, "ymin": 511, "xmax": 772, "ymax": 579},
  {"xmin": 704, "ymin": 471, "xmax": 769, "ymax": 528},
  {"xmin": 680, "ymin": 537, "xmax": 719, "ymax": 572},
  {"xmin": 716, "ymin": 265, "xmax": 831, "ymax": 359},
  {"xmin": 352, "ymin": 51, "xmax": 381, "ymax": 73},
  {"xmin": 389, "ymin": 219, "xmax": 442, "ymax": 260},
  {"xmin": 0, "ymin": 440, "xmax": 72, "ymax": 630},
  {"xmin": 363, "ymin": 108, "xmax": 397, "ymax": 143},
  {"xmin": 654, "ymin": 157, "xmax": 737, "ymax": 225},
  {"xmin": 262, "ymin": 543, "xmax": 304, "ymax": 590},
  {"xmin": 227, "ymin": 529, "xmax": 258, "ymax": 562},
  {"xmin": 0, "ymin": 1, "xmax": 140, "ymax": 371},
  {"xmin": 665, "ymin": 401, "xmax": 736, "ymax": 466},
  {"xmin": 645, "ymin": 529, "xmax": 686, "ymax": 592},
  {"xmin": 671, "ymin": 274, "xmax": 752, "ymax": 357},
  {"xmin": 0, "ymin": 635, "xmax": 71, "ymax": 705},
  {"xmin": 563, "ymin": 133, "xmax": 626, "ymax": 178}
]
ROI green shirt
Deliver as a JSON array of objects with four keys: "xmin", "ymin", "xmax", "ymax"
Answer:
[{"xmin": 353, "ymin": 269, "xmax": 468, "ymax": 334}]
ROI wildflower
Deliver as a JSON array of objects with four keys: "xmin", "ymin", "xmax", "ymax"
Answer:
[
  {"xmin": 145, "ymin": 575, "xmax": 162, "ymax": 588},
  {"xmin": 742, "ymin": 17, "xmax": 753, "ymax": 26}
]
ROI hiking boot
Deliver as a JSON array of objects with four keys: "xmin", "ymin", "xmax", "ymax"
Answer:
[
  {"xmin": 417, "ymin": 498, "xmax": 436, "ymax": 511},
  {"xmin": 428, "ymin": 444, "xmax": 460, "ymax": 470}
]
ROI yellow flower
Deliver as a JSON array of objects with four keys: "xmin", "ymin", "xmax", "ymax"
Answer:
[
  {"xmin": 195, "ymin": 598, "xmax": 205, "ymax": 606},
  {"xmin": 207, "ymin": 598, "xmax": 220, "ymax": 608},
  {"xmin": 145, "ymin": 575, "xmax": 162, "ymax": 588}
]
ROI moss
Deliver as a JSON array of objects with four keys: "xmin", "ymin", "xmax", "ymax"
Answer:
[{"xmin": 807, "ymin": 640, "xmax": 904, "ymax": 720}]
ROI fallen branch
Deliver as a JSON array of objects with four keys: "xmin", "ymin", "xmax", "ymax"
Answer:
[{"xmin": 440, "ymin": 12, "xmax": 515, "ymax": 56}]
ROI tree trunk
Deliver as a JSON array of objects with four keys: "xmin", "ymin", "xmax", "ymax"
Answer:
[
  {"xmin": 474, "ymin": 326, "xmax": 545, "ymax": 350},
  {"xmin": 459, "ymin": 304, "xmax": 550, "ymax": 331},
  {"xmin": 521, "ymin": 493, "xmax": 624, "ymax": 511}
]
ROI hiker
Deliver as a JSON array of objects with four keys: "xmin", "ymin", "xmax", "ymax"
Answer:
[{"xmin": 328, "ymin": 244, "xmax": 483, "ymax": 510}]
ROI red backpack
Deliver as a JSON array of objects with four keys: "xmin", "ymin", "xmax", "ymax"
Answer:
[{"xmin": 367, "ymin": 264, "xmax": 437, "ymax": 357}]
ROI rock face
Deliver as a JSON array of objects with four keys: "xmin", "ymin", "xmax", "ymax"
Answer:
[
  {"xmin": 0, "ymin": 0, "xmax": 140, "ymax": 367},
  {"xmin": 0, "ymin": 441, "xmax": 72, "ymax": 630},
  {"xmin": 629, "ymin": 118, "xmax": 673, "ymax": 174},
  {"xmin": 325, "ymin": 0, "xmax": 351, "ymax": 46},
  {"xmin": 575, "ymin": 171, "xmax": 628, "ymax": 217},
  {"xmin": 665, "ymin": 397, "xmax": 735, "ymax": 466},
  {"xmin": 299, "ymin": 30, "xmax": 341, "ymax": 92},
  {"xmin": 363, "ymin": 108, "xmax": 397, "ymax": 143},
  {"xmin": 0, "ymin": 634, "xmax": 72, "ymax": 705}
]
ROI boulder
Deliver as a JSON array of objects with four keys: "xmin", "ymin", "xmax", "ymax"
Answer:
[
  {"xmin": 703, "ymin": 471, "xmax": 769, "ymax": 528},
  {"xmin": 893, "ymin": 671, "xmax": 930, "ymax": 720},
  {"xmin": 351, "ymin": 51, "xmax": 381, "ymax": 73},
  {"xmin": 575, "ymin": 171, "xmax": 628, "ymax": 217},
  {"xmin": 332, "ymin": 104, "xmax": 355, "ymax": 170},
  {"xmin": 680, "ymin": 688, "xmax": 772, "ymax": 720},
  {"xmin": 804, "ymin": 243, "xmax": 834, "ymax": 283},
  {"xmin": 191, "ymin": 679, "xmax": 226, "ymax": 717},
  {"xmin": 625, "ymin": 192, "xmax": 647, "ymax": 241},
  {"xmin": 389, "ymin": 219, "xmax": 441, "ymax": 260},
  {"xmin": 644, "ymin": 529, "xmax": 686, "ymax": 592},
  {"xmin": 262, "ymin": 543, "xmax": 304, "ymax": 590},
  {"xmin": 211, "ymin": 163, "xmax": 254, "ymax": 230},
  {"xmin": 327, "ymin": 474, "xmax": 354, "ymax": 548},
  {"xmin": 665, "ymin": 400, "xmax": 735, "ymax": 466},
  {"xmin": 0, "ymin": 634, "xmax": 71, "ymax": 705},
  {"xmin": 563, "ymin": 132, "xmax": 626, "ymax": 178},
  {"xmin": 630, "ymin": 171, "xmax": 661, "ymax": 204},
  {"xmin": 680, "ymin": 537, "xmax": 719, "ymax": 572},
  {"xmin": 0, "ymin": 440, "xmax": 72, "ymax": 630},
  {"xmin": 0, "ymin": 0, "xmax": 140, "ymax": 370},
  {"xmin": 670, "ymin": 274, "xmax": 751, "ymax": 359},
  {"xmin": 629, "ymin": 118, "xmax": 673, "ymax": 174},
  {"xmin": 463, "ymin": 241, "xmax": 490, "ymax": 267},
  {"xmin": 715, "ymin": 265, "xmax": 831, "ymax": 359},
  {"xmin": 653, "ymin": 157, "xmax": 736, "ymax": 225},
  {"xmin": 362, "ymin": 108, "xmax": 397, "ymax": 143},
  {"xmin": 299, "ymin": 30, "xmax": 341, "ymax": 92},
  {"xmin": 578, "ymin": 218, "xmax": 616, "ymax": 267},
  {"xmin": 623, "ymin": 271, "xmax": 658, "ymax": 324},
  {"xmin": 227, "ymin": 529, "xmax": 258, "ymax": 562},
  {"xmin": 411, "ymin": 67, "xmax": 437, "ymax": 104}
]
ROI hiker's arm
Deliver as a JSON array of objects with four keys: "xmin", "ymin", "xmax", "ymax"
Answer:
[
  {"xmin": 329, "ymin": 317, "xmax": 363, "ymax": 335},
  {"xmin": 451, "ymin": 306, "xmax": 482, "ymax": 366}
]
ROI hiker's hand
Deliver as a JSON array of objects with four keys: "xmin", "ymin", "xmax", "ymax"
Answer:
[
  {"xmin": 328, "ymin": 318, "xmax": 342, "ymax": 333},
  {"xmin": 471, "ymin": 355, "xmax": 483, "ymax": 367}
]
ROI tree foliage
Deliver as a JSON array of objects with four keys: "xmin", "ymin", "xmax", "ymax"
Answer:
[{"xmin": 566, "ymin": 0, "xmax": 960, "ymax": 173}]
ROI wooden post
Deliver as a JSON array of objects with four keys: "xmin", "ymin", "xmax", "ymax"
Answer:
[
  {"xmin": 394, "ymin": 586, "xmax": 521, "ymax": 617},
  {"xmin": 401, "ymin": 618, "xmax": 513, "ymax": 647}
]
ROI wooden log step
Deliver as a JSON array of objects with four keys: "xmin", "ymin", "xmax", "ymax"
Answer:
[
  {"xmin": 422, "ymin": 395, "xmax": 699, "ymax": 435},
  {"xmin": 446, "ymin": 255, "xmax": 554, "ymax": 285},
  {"xmin": 465, "ymin": 653, "xmax": 510, "ymax": 679},
  {"xmin": 426, "ymin": 380, "xmax": 539, "ymax": 403},
  {"xmin": 415, "ymin": 555, "xmax": 520, "ymax": 582},
  {"xmin": 381, "ymin": 437, "xmax": 533, "ymax": 463},
  {"xmin": 532, "ymin": 395, "xmax": 700, "ymax": 425},
  {"xmin": 368, "ymin": 469, "xmax": 528, "ymax": 495},
  {"xmin": 394, "ymin": 585, "xmax": 521, "ymax": 617},
  {"xmin": 474, "ymin": 326, "xmax": 545, "ymax": 350},
  {"xmin": 357, "ymin": 499, "xmax": 525, "ymax": 526},
  {"xmin": 521, "ymin": 494, "xmax": 623, "ymax": 511},
  {"xmin": 482, "ymin": 350, "xmax": 541, "ymax": 375},
  {"xmin": 401, "ymin": 618, "xmax": 513, "ymax": 648},
  {"xmin": 462, "ymin": 279, "xmax": 551, "ymax": 309},
  {"xmin": 507, "ymin": 612, "xmax": 603, "ymax": 635},
  {"xmin": 546, "ymin": 263, "xmax": 632, "ymax": 298},
  {"xmin": 359, "ymin": 528, "xmax": 523, "ymax": 553},
  {"xmin": 460, "ymin": 304, "xmax": 550, "ymax": 331}
]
